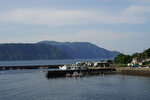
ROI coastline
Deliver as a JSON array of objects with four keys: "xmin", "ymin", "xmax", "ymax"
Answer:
[
  {"xmin": 1, "ymin": 64, "xmax": 150, "ymax": 77},
  {"xmin": 0, "ymin": 65, "xmax": 62, "ymax": 70},
  {"xmin": 116, "ymin": 67, "xmax": 150, "ymax": 77},
  {"xmin": 45, "ymin": 67, "xmax": 150, "ymax": 78}
]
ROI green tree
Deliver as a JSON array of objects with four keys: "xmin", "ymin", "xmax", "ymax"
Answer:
[
  {"xmin": 143, "ymin": 48, "xmax": 150, "ymax": 58},
  {"xmin": 114, "ymin": 54, "xmax": 132, "ymax": 64}
]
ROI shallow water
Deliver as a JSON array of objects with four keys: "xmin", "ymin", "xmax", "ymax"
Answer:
[{"xmin": 0, "ymin": 69, "xmax": 150, "ymax": 100}]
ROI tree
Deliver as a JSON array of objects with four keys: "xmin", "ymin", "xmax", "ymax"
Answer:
[
  {"xmin": 143, "ymin": 48, "xmax": 150, "ymax": 58},
  {"xmin": 114, "ymin": 54, "xmax": 132, "ymax": 64}
]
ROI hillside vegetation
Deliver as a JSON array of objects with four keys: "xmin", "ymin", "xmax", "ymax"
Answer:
[
  {"xmin": 39, "ymin": 41, "xmax": 120, "ymax": 59},
  {"xmin": 0, "ymin": 41, "xmax": 120, "ymax": 61},
  {"xmin": 114, "ymin": 48, "xmax": 150, "ymax": 64},
  {"xmin": 0, "ymin": 43, "xmax": 70, "ymax": 61}
]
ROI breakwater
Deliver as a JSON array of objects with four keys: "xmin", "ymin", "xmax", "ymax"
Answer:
[
  {"xmin": 45, "ymin": 68, "xmax": 116, "ymax": 78},
  {"xmin": 45, "ymin": 67, "xmax": 150, "ymax": 78},
  {"xmin": 1, "ymin": 64, "xmax": 150, "ymax": 77},
  {"xmin": 0, "ymin": 65, "xmax": 61, "ymax": 70}
]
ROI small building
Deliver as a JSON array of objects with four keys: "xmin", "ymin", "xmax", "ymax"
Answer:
[
  {"xmin": 132, "ymin": 57, "xmax": 143, "ymax": 64},
  {"xmin": 128, "ymin": 57, "xmax": 144, "ymax": 67}
]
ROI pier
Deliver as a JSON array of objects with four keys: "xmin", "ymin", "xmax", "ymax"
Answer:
[
  {"xmin": 45, "ymin": 67, "xmax": 150, "ymax": 78},
  {"xmin": 0, "ymin": 65, "xmax": 61, "ymax": 70},
  {"xmin": 45, "ymin": 68, "xmax": 116, "ymax": 78}
]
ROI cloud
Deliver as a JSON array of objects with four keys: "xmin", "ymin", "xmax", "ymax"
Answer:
[
  {"xmin": 0, "ymin": 9, "xmax": 94, "ymax": 26},
  {"xmin": 124, "ymin": 5, "xmax": 150, "ymax": 14},
  {"xmin": 0, "ymin": 5, "xmax": 150, "ymax": 26}
]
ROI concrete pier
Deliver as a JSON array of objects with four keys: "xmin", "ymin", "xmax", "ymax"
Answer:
[
  {"xmin": 45, "ymin": 67, "xmax": 150, "ymax": 78},
  {"xmin": 0, "ymin": 65, "xmax": 62, "ymax": 70},
  {"xmin": 45, "ymin": 68, "xmax": 116, "ymax": 78}
]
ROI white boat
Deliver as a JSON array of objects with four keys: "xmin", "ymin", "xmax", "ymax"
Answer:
[
  {"xmin": 59, "ymin": 65, "xmax": 70, "ymax": 70},
  {"xmin": 59, "ymin": 64, "xmax": 88, "ymax": 70}
]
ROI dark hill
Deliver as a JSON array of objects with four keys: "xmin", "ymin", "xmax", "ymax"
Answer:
[
  {"xmin": 0, "ymin": 41, "xmax": 120, "ymax": 61},
  {"xmin": 0, "ymin": 43, "xmax": 70, "ymax": 61},
  {"xmin": 38, "ymin": 41, "xmax": 120, "ymax": 59}
]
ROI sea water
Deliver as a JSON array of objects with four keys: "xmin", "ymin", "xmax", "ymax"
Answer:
[
  {"xmin": 0, "ymin": 59, "xmax": 103, "ymax": 66},
  {"xmin": 0, "ymin": 69, "xmax": 150, "ymax": 100}
]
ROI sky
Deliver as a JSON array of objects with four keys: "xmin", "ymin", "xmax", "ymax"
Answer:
[{"xmin": 0, "ymin": 0, "xmax": 150, "ymax": 54}]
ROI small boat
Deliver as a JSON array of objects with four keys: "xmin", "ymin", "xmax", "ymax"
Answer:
[
  {"xmin": 59, "ymin": 65, "xmax": 70, "ymax": 70},
  {"xmin": 59, "ymin": 64, "xmax": 88, "ymax": 70}
]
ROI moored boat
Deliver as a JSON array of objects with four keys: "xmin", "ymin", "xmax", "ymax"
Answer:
[{"xmin": 59, "ymin": 65, "xmax": 71, "ymax": 70}]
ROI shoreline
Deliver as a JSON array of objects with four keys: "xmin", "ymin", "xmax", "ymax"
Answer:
[
  {"xmin": 116, "ymin": 67, "xmax": 150, "ymax": 77},
  {"xmin": 1, "ymin": 65, "xmax": 150, "ymax": 77},
  {"xmin": 45, "ymin": 67, "xmax": 150, "ymax": 78},
  {"xmin": 0, "ymin": 65, "xmax": 61, "ymax": 70}
]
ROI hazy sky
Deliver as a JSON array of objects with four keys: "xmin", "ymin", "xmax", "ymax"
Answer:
[{"xmin": 0, "ymin": 0, "xmax": 150, "ymax": 54}]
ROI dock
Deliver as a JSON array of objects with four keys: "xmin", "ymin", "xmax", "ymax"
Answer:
[
  {"xmin": 45, "ymin": 67, "xmax": 150, "ymax": 78},
  {"xmin": 45, "ymin": 68, "xmax": 116, "ymax": 78},
  {"xmin": 0, "ymin": 65, "xmax": 61, "ymax": 70}
]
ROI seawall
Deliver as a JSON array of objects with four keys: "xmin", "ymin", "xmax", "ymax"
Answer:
[
  {"xmin": 116, "ymin": 67, "xmax": 150, "ymax": 76},
  {"xmin": 45, "ymin": 68, "xmax": 116, "ymax": 78},
  {"xmin": 0, "ymin": 65, "xmax": 61, "ymax": 70},
  {"xmin": 45, "ymin": 67, "xmax": 150, "ymax": 78}
]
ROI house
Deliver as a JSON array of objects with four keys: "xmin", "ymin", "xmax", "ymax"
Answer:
[
  {"xmin": 132, "ymin": 57, "xmax": 143, "ymax": 64},
  {"xmin": 128, "ymin": 57, "xmax": 144, "ymax": 67}
]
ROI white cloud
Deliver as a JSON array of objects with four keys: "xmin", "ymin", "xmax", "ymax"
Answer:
[
  {"xmin": 0, "ymin": 5, "xmax": 150, "ymax": 26},
  {"xmin": 124, "ymin": 5, "xmax": 150, "ymax": 15},
  {"xmin": 0, "ymin": 9, "xmax": 94, "ymax": 26}
]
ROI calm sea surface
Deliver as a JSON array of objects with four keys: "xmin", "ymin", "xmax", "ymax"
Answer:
[
  {"xmin": 0, "ymin": 59, "xmax": 103, "ymax": 66},
  {"xmin": 0, "ymin": 69, "xmax": 150, "ymax": 100}
]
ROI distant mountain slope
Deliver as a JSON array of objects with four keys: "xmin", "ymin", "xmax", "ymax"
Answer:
[
  {"xmin": 0, "ymin": 41, "xmax": 120, "ymax": 61},
  {"xmin": 0, "ymin": 43, "xmax": 70, "ymax": 61},
  {"xmin": 38, "ymin": 41, "xmax": 120, "ymax": 59}
]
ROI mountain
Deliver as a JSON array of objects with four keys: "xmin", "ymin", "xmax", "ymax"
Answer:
[
  {"xmin": 0, "ymin": 43, "xmax": 70, "ymax": 61},
  {"xmin": 38, "ymin": 41, "xmax": 120, "ymax": 59},
  {"xmin": 0, "ymin": 41, "xmax": 120, "ymax": 61}
]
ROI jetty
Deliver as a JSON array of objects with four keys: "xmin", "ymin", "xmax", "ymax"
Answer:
[
  {"xmin": 0, "ymin": 65, "xmax": 61, "ymax": 70},
  {"xmin": 45, "ymin": 68, "xmax": 116, "ymax": 78}
]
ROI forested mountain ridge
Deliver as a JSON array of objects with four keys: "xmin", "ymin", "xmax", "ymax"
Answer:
[
  {"xmin": 0, "ymin": 43, "xmax": 70, "ymax": 61},
  {"xmin": 0, "ymin": 41, "xmax": 120, "ymax": 61},
  {"xmin": 38, "ymin": 41, "xmax": 120, "ymax": 59}
]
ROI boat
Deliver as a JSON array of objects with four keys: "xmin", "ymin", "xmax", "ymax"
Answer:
[
  {"xmin": 59, "ymin": 64, "xmax": 88, "ymax": 70},
  {"xmin": 59, "ymin": 65, "xmax": 71, "ymax": 70}
]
